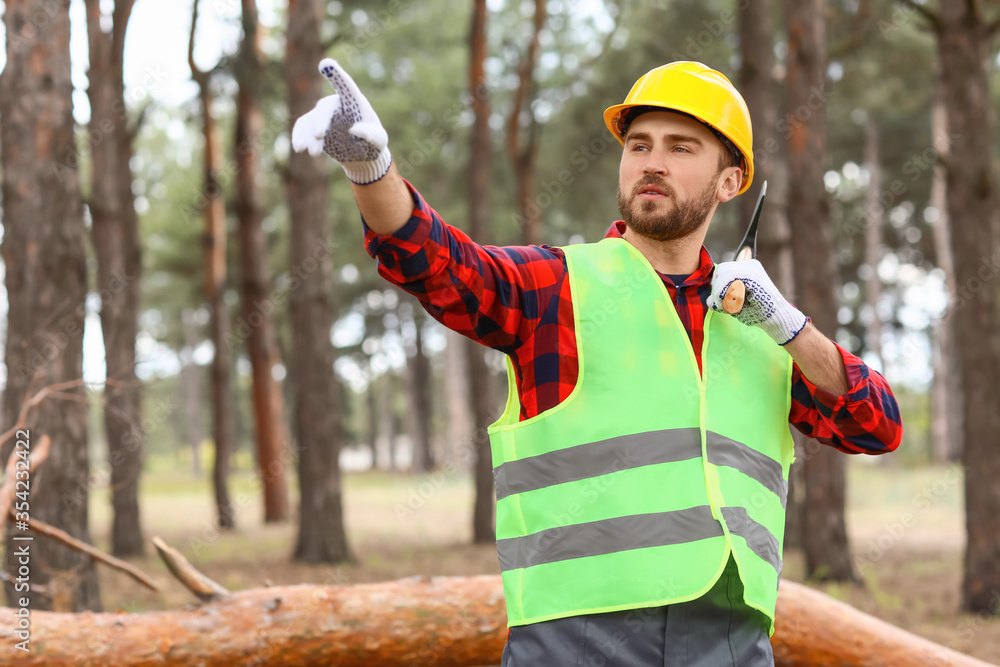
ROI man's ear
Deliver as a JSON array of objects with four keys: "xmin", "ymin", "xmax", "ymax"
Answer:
[{"xmin": 717, "ymin": 166, "xmax": 742, "ymax": 202}]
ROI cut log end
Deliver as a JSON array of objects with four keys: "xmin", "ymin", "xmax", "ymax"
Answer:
[{"xmin": 723, "ymin": 280, "xmax": 746, "ymax": 314}]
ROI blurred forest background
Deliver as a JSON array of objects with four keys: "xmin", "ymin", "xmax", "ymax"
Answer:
[{"xmin": 1, "ymin": 0, "xmax": 1000, "ymax": 661}]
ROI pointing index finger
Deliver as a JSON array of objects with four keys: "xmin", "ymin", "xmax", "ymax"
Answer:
[{"xmin": 318, "ymin": 58, "xmax": 363, "ymax": 114}]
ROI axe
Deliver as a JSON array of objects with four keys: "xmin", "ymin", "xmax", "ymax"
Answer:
[{"xmin": 722, "ymin": 181, "xmax": 767, "ymax": 315}]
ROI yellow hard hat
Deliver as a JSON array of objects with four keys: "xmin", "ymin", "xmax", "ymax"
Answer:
[{"xmin": 604, "ymin": 61, "xmax": 754, "ymax": 195}]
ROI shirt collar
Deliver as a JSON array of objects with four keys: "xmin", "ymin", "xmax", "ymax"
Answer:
[{"xmin": 602, "ymin": 221, "xmax": 716, "ymax": 287}]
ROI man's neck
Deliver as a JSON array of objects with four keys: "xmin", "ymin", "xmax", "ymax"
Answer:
[{"xmin": 621, "ymin": 227, "xmax": 705, "ymax": 275}]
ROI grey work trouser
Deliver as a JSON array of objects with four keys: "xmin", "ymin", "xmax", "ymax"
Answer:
[{"xmin": 500, "ymin": 555, "xmax": 774, "ymax": 667}]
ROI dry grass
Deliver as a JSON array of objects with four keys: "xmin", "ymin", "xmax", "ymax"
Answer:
[{"xmin": 76, "ymin": 459, "xmax": 998, "ymax": 663}]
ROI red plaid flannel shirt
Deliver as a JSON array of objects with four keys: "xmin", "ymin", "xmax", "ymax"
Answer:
[{"xmin": 364, "ymin": 183, "xmax": 902, "ymax": 454}]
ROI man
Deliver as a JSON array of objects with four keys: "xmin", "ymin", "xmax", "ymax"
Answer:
[{"xmin": 292, "ymin": 60, "xmax": 902, "ymax": 667}]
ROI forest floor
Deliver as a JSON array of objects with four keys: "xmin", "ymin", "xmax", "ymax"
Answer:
[{"xmin": 82, "ymin": 457, "xmax": 998, "ymax": 664}]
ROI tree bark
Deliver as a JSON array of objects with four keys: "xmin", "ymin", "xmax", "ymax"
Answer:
[
  {"xmin": 506, "ymin": 0, "xmax": 546, "ymax": 246},
  {"xmin": 181, "ymin": 312, "xmax": 204, "ymax": 476},
  {"xmin": 189, "ymin": 0, "xmax": 237, "ymax": 529},
  {"xmin": 366, "ymin": 377, "xmax": 380, "ymax": 469},
  {"xmin": 378, "ymin": 373, "xmax": 397, "ymax": 471},
  {"xmin": 737, "ymin": 0, "xmax": 802, "ymax": 550},
  {"xmin": 467, "ymin": 0, "xmax": 497, "ymax": 544},
  {"xmin": 443, "ymin": 329, "xmax": 473, "ymax": 464},
  {"xmin": 84, "ymin": 0, "xmax": 145, "ymax": 558},
  {"xmin": 738, "ymin": 0, "xmax": 793, "ymax": 294},
  {"xmin": 0, "ymin": 0, "xmax": 101, "ymax": 611},
  {"xmin": 783, "ymin": 0, "xmax": 856, "ymax": 582},
  {"xmin": 929, "ymin": 53, "xmax": 963, "ymax": 465},
  {"xmin": 235, "ymin": 0, "xmax": 291, "ymax": 523},
  {"xmin": 1, "ymin": 576, "xmax": 995, "ymax": 667},
  {"xmin": 862, "ymin": 115, "xmax": 885, "ymax": 368},
  {"xmin": 406, "ymin": 307, "xmax": 435, "ymax": 473},
  {"xmin": 285, "ymin": 0, "xmax": 352, "ymax": 563},
  {"xmin": 933, "ymin": 1, "xmax": 1000, "ymax": 615}
]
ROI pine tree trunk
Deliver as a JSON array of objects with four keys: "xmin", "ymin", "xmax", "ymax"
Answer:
[
  {"xmin": 209, "ymin": 212, "xmax": 237, "ymax": 529},
  {"xmin": 934, "ymin": 2, "xmax": 1000, "ymax": 615},
  {"xmin": 507, "ymin": 0, "xmax": 546, "ymax": 246},
  {"xmin": 738, "ymin": 0, "xmax": 793, "ymax": 294},
  {"xmin": 286, "ymin": 0, "xmax": 352, "ymax": 563},
  {"xmin": 738, "ymin": 0, "xmax": 801, "ymax": 550},
  {"xmin": 375, "ymin": 376, "xmax": 396, "ymax": 470},
  {"xmin": 181, "ymin": 312, "xmax": 204, "ymax": 476},
  {"xmin": 467, "ymin": 0, "xmax": 496, "ymax": 544},
  {"xmin": 928, "ymin": 67, "xmax": 963, "ymax": 465},
  {"xmin": 382, "ymin": 373, "xmax": 399, "ymax": 471},
  {"xmin": 406, "ymin": 308, "xmax": 435, "ymax": 473},
  {"xmin": 0, "ymin": 0, "xmax": 102, "ymax": 611},
  {"xmin": 862, "ymin": 116, "xmax": 885, "ymax": 368},
  {"xmin": 443, "ymin": 329, "xmax": 473, "ymax": 463},
  {"xmin": 366, "ymin": 378, "xmax": 380, "ymax": 469},
  {"xmin": 235, "ymin": 0, "xmax": 290, "ymax": 523},
  {"xmin": 189, "ymin": 0, "xmax": 237, "ymax": 529},
  {"xmin": 84, "ymin": 0, "xmax": 145, "ymax": 558},
  {"xmin": 783, "ymin": 0, "xmax": 856, "ymax": 582}
]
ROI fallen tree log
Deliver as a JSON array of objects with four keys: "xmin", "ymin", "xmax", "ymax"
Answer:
[
  {"xmin": 772, "ymin": 579, "xmax": 995, "ymax": 667},
  {"xmin": 0, "ymin": 575, "xmax": 994, "ymax": 666}
]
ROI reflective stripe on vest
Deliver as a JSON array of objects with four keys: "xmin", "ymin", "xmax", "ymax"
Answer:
[
  {"xmin": 488, "ymin": 238, "xmax": 794, "ymax": 631},
  {"xmin": 494, "ymin": 428, "xmax": 786, "ymax": 508},
  {"xmin": 496, "ymin": 504, "xmax": 781, "ymax": 574}
]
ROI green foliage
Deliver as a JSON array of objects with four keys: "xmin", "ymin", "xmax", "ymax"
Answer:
[{"xmin": 119, "ymin": 0, "xmax": 1000, "ymax": 466}]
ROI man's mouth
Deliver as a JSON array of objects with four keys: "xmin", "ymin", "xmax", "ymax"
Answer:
[{"xmin": 636, "ymin": 183, "xmax": 669, "ymax": 199}]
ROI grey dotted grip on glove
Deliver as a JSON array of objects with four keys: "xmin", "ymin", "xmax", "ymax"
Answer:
[
  {"xmin": 707, "ymin": 259, "xmax": 808, "ymax": 345},
  {"xmin": 291, "ymin": 59, "xmax": 392, "ymax": 185}
]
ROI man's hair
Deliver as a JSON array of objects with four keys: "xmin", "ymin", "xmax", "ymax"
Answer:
[{"xmin": 621, "ymin": 105, "xmax": 743, "ymax": 172}]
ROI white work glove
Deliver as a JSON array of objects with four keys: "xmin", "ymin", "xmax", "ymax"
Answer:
[
  {"xmin": 291, "ymin": 58, "xmax": 392, "ymax": 185},
  {"xmin": 707, "ymin": 259, "xmax": 807, "ymax": 345}
]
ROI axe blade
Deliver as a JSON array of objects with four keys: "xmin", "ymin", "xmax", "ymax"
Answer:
[{"xmin": 735, "ymin": 180, "xmax": 767, "ymax": 260}]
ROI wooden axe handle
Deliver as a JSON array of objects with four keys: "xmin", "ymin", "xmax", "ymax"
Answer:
[{"xmin": 722, "ymin": 246, "xmax": 753, "ymax": 314}]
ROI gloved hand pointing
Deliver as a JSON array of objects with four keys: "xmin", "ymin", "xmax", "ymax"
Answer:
[
  {"xmin": 707, "ymin": 259, "xmax": 807, "ymax": 345},
  {"xmin": 291, "ymin": 59, "xmax": 392, "ymax": 185}
]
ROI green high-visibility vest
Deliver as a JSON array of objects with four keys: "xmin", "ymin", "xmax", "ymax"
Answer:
[{"xmin": 488, "ymin": 238, "xmax": 794, "ymax": 634}]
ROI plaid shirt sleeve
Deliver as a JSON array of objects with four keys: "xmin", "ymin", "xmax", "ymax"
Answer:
[
  {"xmin": 789, "ymin": 344, "xmax": 902, "ymax": 454},
  {"xmin": 362, "ymin": 181, "xmax": 570, "ymax": 359}
]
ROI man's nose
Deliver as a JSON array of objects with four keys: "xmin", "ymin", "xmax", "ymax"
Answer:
[{"xmin": 642, "ymin": 150, "xmax": 668, "ymax": 175}]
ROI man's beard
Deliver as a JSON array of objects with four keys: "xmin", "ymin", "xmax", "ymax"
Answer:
[{"xmin": 617, "ymin": 175, "xmax": 718, "ymax": 242}]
